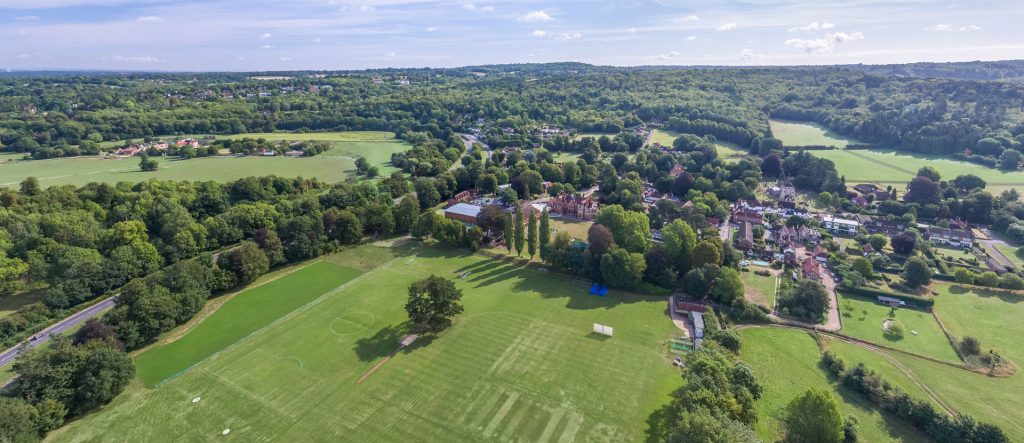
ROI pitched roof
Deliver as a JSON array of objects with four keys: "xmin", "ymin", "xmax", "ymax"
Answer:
[{"xmin": 444, "ymin": 203, "xmax": 482, "ymax": 218}]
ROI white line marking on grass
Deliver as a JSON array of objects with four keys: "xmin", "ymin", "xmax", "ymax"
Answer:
[
  {"xmin": 483, "ymin": 391, "xmax": 520, "ymax": 437},
  {"xmin": 557, "ymin": 412, "xmax": 583, "ymax": 443},
  {"xmin": 470, "ymin": 389, "xmax": 506, "ymax": 429},
  {"xmin": 276, "ymin": 356, "xmax": 304, "ymax": 369},
  {"xmin": 538, "ymin": 408, "xmax": 566, "ymax": 443}
]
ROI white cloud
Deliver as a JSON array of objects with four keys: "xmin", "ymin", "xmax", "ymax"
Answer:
[
  {"xmin": 788, "ymin": 21, "xmax": 834, "ymax": 32},
  {"xmin": 674, "ymin": 15, "xmax": 698, "ymax": 23},
  {"xmin": 359, "ymin": 5, "xmax": 374, "ymax": 12},
  {"xmin": 280, "ymin": 57, "xmax": 291, "ymax": 61},
  {"xmin": 530, "ymin": 30, "xmax": 547, "ymax": 37},
  {"xmin": 135, "ymin": 16, "xmax": 164, "ymax": 23},
  {"xmin": 925, "ymin": 24, "xmax": 981, "ymax": 32},
  {"xmin": 785, "ymin": 31, "xmax": 863, "ymax": 53},
  {"xmin": 259, "ymin": 33, "xmax": 272, "ymax": 40},
  {"xmin": 463, "ymin": 3, "xmax": 493, "ymax": 12},
  {"xmin": 685, "ymin": 35, "xmax": 697, "ymax": 42},
  {"xmin": 103, "ymin": 55, "xmax": 163, "ymax": 63},
  {"xmin": 425, "ymin": 26, "xmax": 437, "ymax": 32},
  {"xmin": 555, "ymin": 32, "xmax": 582, "ymax": 40},
  {"xmin": 519, "ymin": 10, "xmax": 553, "ymax": 22},
  {"xmin": 716, "ymin": 22, "xmax": 736, "ymax": 31},
  {"xmin": 739, "ymin": 48, "xmax": 767, "ymax": 61},
  {"xmin": 658, "ymin": 50, "xmax": 680, "ymax": 60},
  {"xmin": 385, "ymin": 51, "xmax": 396, "ymax": 57},
  {"xmin": 261, "ymin": 44, "xmax": 273, "ymax": 49}
]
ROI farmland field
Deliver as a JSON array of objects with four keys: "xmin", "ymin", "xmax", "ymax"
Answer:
[
  {"xmin": 768, "ymin": 119, "xmax": 864, "ymax": 148},
  {"xmin": 50, "ymin": 243, "xmax": 681, "ymax": 442},
  {"xmin": 739, "ymin": 327, "xmax": 928, "ymax": 442},
  {"xmin": 548, "ymin": 217, "xmax": 593, "ymax": 240},
  {"xmin": 836, "ymin": 293, "xmax": 960, "ymax": 363},
  {"xmin": 0, "ymin": 132, "xmax": 410, "ymax": 188}
]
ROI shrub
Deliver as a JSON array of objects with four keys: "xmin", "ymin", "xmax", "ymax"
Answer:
[
  {"xmin": 884, "ymin": 320, "xmax": 904, "ymax": 339},
  {"xmin": 960, "ymin": 336, "xmax": 982, "ymax": 356}
]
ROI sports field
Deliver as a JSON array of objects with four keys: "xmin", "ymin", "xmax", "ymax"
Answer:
[
  {"xmin": 739, "ymin": 327, "xmax": 928, "ymax": 442},
  {"xmin": 740, "ymin": 269, "xmax": 776, "ymax": 308},
  {"xmin": 836, "ymin": 293, "xmax": 960, "ymax": 363},
  {"xmin": 768, "ymin": 119, "xmax": 863, "ymax": 148},
  {"xmin": 548, "ymin": 218, "xmax": 593, "ymax": 241},
  {"xmin": 50, "ymin": 243, "xmax": 681, "ymax": 442},
  {"xmin": 0, "ymin": 132, "xmax": 410, "ymax": 188},
  {"xmin": 135, "ymin": 261, "xmax": 362, "ymax": 386},
  {"xmin": 933, "ymin": 283, "xmax": 1024, "ymax": 365}
]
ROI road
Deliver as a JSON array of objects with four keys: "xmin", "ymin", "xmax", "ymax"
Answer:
[{"xmin": 0, "ymin": 295, "xmax": 118, "ymax": 368}]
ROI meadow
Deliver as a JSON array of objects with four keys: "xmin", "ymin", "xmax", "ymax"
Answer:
[
  {"xmin": 739, "ymin": 328, "xmax": 928, "ymax": 442},
  {"xmin": 650, "ymin": 129, "xmax": 748, "ymax": 163},
  {"xmin": 768, "ymin": 119, "xmax": 863, "ymax": 148},
  {"xmin": 836, "ymin": 293, "xmax": 960, "ymax": 363},
  {"xmin": 548, "ymin": 218, "xmax": 593, "ymax": 241},
  {"xmin": 932, "ymin": 283, "xmax": 1024, "ymax": 366},
  {"xmin": 0, "ymin": 132, "xmax": 410, "ymax": 188},
  {"xmin": 50, "ymin": 243, "xmax": 681, "ymax": 442}
]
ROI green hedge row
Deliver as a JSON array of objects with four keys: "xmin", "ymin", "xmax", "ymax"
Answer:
[{"xmin": 839, "ymin": 285, "xmax": 935, "ymax": 307}]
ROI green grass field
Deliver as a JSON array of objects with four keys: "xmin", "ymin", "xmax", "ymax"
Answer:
[
  {"xmin": 50, "ymin": 243, "xmax": 681, "ymax": 442},
  {"xmin": 552, "ymin": 152, "xmax": 583, "ymax": 163},
  {"xmin": 715, "ymin": 142, "xmax": 748, "ymax": 163},
  {"xmin": 837, "ymin": 293, "xmax": 960, "ymax": 363},
  {"xmin": 810, "ymin": 148, "xmax": 1024, "ymax": 193},
  {"xmin": 740, "ymin": 269, "xmax": 776, "ymax": 308},
  {"xmin": 992, "ymin": 242, "xmax": 1024, "ymax": 269},
  {"xmin": 135, "ymin": 261, "xmax": 362, "ymax": 387},
  {"xmin": 769, "ymin": 119, "xmax": 864, "ymax": 148},
  {"xmin": 933, "ymin": 283, "xmax": 1024, "ymax": 366},
  {"xmin": 649, "ymin": 129, "xmax": 679, "ymax": 147},
  {"xmin": 0, "ymin": 132, "xmax": 410, "ymax": 188},
  {"xmin": 548, "ymin": 218, "xmax": 593, "ymax": 241},
  {"xmin": 739, "ymin": 328, "xmax": 928, "ymax": 442},
  {"xmin": 0, "ymin": 288, "xmax": 43, "ymax": 318}
]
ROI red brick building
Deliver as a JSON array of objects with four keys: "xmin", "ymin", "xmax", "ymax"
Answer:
[{"xmin": 547, "ymin": 193, "xmax": 598, "ymax": 220}]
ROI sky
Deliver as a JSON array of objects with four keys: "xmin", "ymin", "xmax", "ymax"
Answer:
[{"xmin": 2, "ymin": 0, "xmax": 1023, "ymax": 71}]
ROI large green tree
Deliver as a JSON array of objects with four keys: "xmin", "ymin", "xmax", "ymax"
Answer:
[
  {"xmin": 662, "ymin": 219, "xmax": 698, "ymax": 273},
  {"xmin": 538, "ymin": 208, "xmax": 551, "ymax": 262},
  {"xmin": 405, "ymin": 275, "xmax": 464, "ymax": 331},
  {"xmin": 784, "ymin": 389, "xmax": 844, "ymax": 443},
  {"xmin": 513, "ymin": 205, "xmax": 525, "ymax": 257},
  {"xmin": 595, "ymin": 205, "xmax": 651, "ymax": 253},
  {"xmin": 527, "ymin": 211, "xmax": 538, "ymax": 259},
  {"xmin": 600, "ymin": 248, "xmax": 646, "ymax": 289}
]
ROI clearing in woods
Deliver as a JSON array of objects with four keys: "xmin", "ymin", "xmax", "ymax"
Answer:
[
  {"xmin": 768, "ymin": 119, "xmax": 864, "ymax": 148},
  {"xmin": 0, "ymin": 131, "xmax": 410, "ymax": 188},
  {"xmin": 50, "ymin": 243, "xmax": 680, "ymax": 442}
]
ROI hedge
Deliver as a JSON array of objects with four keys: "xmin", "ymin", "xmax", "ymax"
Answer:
[{"xmin": 839, "ymin": 285, "xmax": 935, "ymax": 307}]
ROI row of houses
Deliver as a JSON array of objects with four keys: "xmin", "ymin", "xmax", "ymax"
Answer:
[{"xmin": 112, "ymin": 138, "xmax": 202, "ymax": 156}]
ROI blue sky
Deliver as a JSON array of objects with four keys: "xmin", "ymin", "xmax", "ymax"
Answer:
[{"xmin": 2, "ymin": 0, "xmax": 1022, "ymax": 71}]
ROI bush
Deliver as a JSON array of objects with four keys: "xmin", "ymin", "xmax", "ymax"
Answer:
[
  {"xmin": 960, "ymin": 336, "xmax": 982, "ymax": 356},
  {"xmin": 884, "ymin": 320, "xmax": 904, "ymax": 339}
]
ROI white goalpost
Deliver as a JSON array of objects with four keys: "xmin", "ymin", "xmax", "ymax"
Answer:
[{"xmin": 593, "ymin": 323, "xmax": 614, "ymax": 337}]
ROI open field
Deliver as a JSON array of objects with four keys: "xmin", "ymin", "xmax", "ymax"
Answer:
[
  {"xmin": 836, "ymin": 293, "xmax": 960, "ymax": 363},
  {"xmin": 810, "ymin": 148, "xmax": 1024, "ymax": 193},
  {"xmin": 649, "ymin": 129, "xmax": 679, "ymax": 147},
  {"xmin": 548, "ymin": 217, "xmax": 593, "ymax": 241},
  {"xmin": 552, "ymin": 151, "xmax": 583, "ymax": 163},
  {"xmin": 572, "ymin": 132, "xmax": 617, "ymax": 141},
  {"xmin": 740, "ymin": 269, "xmax": 776, "ymax": 308},
  {"xmin": 135, "ymin": 261, "xmax": 362, "ymax": 387},
  {"xmin": 715, "ymin": 142, "xmax": 748, "ymax": 163},
  {"xmin": 991, "ymin": 242, "xmax": 1024, "ymax": 269},
  {"xmin": 933, "ymin": 283, "xmax": 1024, "ymax": 365},
  {"xmin": 50, "ymin": 243, "xmax": 681, "ymax": 442},
  {"xmin": 769, "ymin": 119, "xmax": 864, "ymax": 148},
  {"xmin": 739, "ymin": 327, "xmax": 928, "ymax": 442},
  {"xmin": 0, "ymin": 132, "xmax": 410, "ymax": 188}
]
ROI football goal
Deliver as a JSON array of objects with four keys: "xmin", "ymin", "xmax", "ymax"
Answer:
[{"xmin": 592, "ymin": 323, "xmax": 614, "ymax": 337}]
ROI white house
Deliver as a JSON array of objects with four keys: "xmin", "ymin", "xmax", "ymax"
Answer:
[{"xmin": 821, "ymin": 215, "xmax": 859, "ymax": 236}]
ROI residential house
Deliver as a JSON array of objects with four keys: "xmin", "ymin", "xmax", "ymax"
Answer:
[
  {"xmin": 814, "ymin": 244, "xmax": 829, "ymax": 262},
  {"xmin": 801, "ymin": 257, "xmax": 822, "ymax": 281},
  {"xmin": 821, "ymin": 215, "xmax": 859, "ymax": 236},
  {"xmin": 732, "ymin": 207, "xmax": 764, "ymax": 225},
  {"xmin": 737, "ymin": 221, "xmax": 755, "ymax": 251},
  {"xmin": 853, "ymin": 183, "xmax": 880, "ymax": 194},
  {"xmin": 927, "ymin": 226, "xmax": 974, "ymax": 248},
  {"xmin": 447, "ymin": 189, "xmax": 476, "ymax": 206}
]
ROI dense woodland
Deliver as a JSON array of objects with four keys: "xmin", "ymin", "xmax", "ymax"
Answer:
[{"xmin": 0, "ymin": 61, "xmax": 1021, "ymax": 441}]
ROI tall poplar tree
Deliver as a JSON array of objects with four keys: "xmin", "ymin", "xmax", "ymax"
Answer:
[
  {"xmin": 538, "ymin": 208, "xmax": 551, "ymax": 261},
  {"xmin": 513, "ymin": 205, "xmax": 525, "ymax": 257},
  {"xmin": 503, "ymin": 212, "xmax": 514, "ymax": 254},
  {"xmin": 527, "ymin": 211, "xmax": 538, "ymax": 259}
]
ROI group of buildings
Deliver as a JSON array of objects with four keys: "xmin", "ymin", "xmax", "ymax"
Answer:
[
  {"xmin": 112, "ymin": 138, "xmax": 203, "ymax": 157},
  {"xmin": 442, "ymin": 191, "xmax": 600, "ymax": 236}
]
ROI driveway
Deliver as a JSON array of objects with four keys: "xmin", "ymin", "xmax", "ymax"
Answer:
[
  {"xmin": 786, "ymin": 245, "xmax": 841, "ymax": 332},
  {"xmin": 667, "ymin": 297, "xmax": 694, "ymax": 338}
]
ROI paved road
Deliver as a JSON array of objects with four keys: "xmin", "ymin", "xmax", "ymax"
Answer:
[{"xmin": 0, "ymin": 295, "xmax": 118, "ymax": 368}]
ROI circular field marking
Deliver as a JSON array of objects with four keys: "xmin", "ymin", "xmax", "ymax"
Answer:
[
  {"xmin": 222, "ymin": 429, "xmax": 231, "ymax": 435},
  {"xmin": 329, "ymin": 311, "xmax": 377, "ymax": 336},
  {"xmin": 192, "ymin": 397, "xmax": 202, "ymax": 403},
  {"xmin": 276, "ymin": 356, "xmax": 305, "ymax": 370}
]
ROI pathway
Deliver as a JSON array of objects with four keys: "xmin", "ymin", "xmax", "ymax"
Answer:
[{"xmin": 666, "ymin": 297, "xmax": 694, "ymax": 338}]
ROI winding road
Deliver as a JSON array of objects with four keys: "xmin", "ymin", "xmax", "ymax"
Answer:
[{"xmin": 0, "ymin": 295, "xmax": 118, "ymax": 368}]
